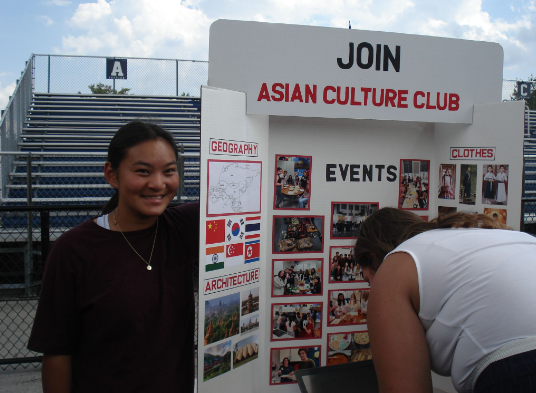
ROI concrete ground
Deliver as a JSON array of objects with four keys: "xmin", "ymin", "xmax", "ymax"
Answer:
[{"xmin": 0, "ymin": 366, "xmax": 42, "ymax": 393}]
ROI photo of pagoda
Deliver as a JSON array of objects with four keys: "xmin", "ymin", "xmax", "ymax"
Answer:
[{"xmin": 204, "ymin": 292, "xmax": 240, "ymax": 345}]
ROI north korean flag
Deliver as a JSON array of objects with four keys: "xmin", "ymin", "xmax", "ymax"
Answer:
[{"xmin": 245, "ymin": 240, "xmax": 260, "ymax": 263}]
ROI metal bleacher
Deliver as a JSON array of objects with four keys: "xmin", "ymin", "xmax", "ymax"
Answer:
[
  {"xmin": 3, "ymin": 92, "xmax": 201, "ymax": 206},
  {"xmin": 524, "ymin": 109, "xmax": 536, "ymax": 214}
]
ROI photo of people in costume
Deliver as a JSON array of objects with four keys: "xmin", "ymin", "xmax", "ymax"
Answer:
[
  {"xmin": 327, "ymin": 290, "xmax": 369, "ymax": 326},
  {"xmin": 273, "ymin": 216, "xmax": 324, "ymax": 253},
  {"xmin": 203, "ymin": 340, "xmax": 232, "ymax": 382},
  {"xmin": 331, "ymin": 202, "xmax": 379, "ymax": 239},
  {"xmin": 327, "ymin": 330, "xmax": 372, "ymax": 366},
  {"xmin": 459, "ymin": 164, "xmax": 477, "ymax": 205},
  {"xmin": 270, "ymin": 346, "xmax": 320, "ymax": 385},
  {"xmin": 399, "ymin": 160, "xmax": 429, "ymax": 210},
  {"xmin": 204, "ymin": 292, "xmax": 240, "ymax": 345},
  {"xmin": 272, "ymin": 259, "xmax": 323, "ymax": 297},
  {"xmin": 272, "ymin": 303, "xmax": 322, "ymax": 341},
  {"xmin": 274, "ymin": 155, "xmax": 311, "ymax": 209},
  {"xmin": 233, "ymin": 334, "xmax": 259, "ymax": 369},
  {"xmin": 329, "ymin": 246, "xmax": 364, "ymax": 283},
  {"xmin": 438, "ymin": 164, "xmax": 456, "ymax": 199},
  {"xmin": 482, "ymin": 164, "xmax": 509, "ymax": 205}
]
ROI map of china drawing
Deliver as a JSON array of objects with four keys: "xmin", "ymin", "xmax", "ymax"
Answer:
[{"xmin": 208, "ymin": 161, "xmax": 262, "ymax": 215}]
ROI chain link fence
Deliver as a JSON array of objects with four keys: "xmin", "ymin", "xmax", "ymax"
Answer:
[
  {"xmin": 33, "ymin": 54, "xmax": 208, "ymax": 98},
  {"xmin": 0, "ymin": 204, "xmax": 199, "ymax": 372}
]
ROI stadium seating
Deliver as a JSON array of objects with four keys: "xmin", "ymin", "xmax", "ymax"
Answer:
[{"xmin": 3, "ymin": 92, "xmax": 201, "ymax": 208}]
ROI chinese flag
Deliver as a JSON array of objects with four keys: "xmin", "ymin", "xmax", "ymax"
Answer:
[{"xmin": 206, "ymin": 219, "xmax": 225, "ymax": 245}]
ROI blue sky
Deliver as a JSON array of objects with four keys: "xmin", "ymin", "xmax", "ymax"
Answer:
[{"xmin": 1, "ymin": 0, "xmax": 535, "ymax": 108}]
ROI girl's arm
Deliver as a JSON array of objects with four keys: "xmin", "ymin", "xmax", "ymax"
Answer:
[
  {"xmin": 42, "ymin": 354, "xmax": 72, "ymax": 393},
  {"xmin": 368, "ymin": 253, "xmax": 432, "ymax": 393}
]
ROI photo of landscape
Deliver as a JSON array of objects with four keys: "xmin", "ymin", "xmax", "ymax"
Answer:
[{"xmin": 204, "ymin": 292, "xmax": 241, "ymax": 345}]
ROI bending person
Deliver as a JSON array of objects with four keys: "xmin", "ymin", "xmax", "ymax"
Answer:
[{"xmin": 354, "ymin": 208, "xmax": 536, "ymax": 393}]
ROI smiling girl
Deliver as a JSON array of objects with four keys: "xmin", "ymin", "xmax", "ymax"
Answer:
[{"xmin": 28, "ymin": 121, "xmax": 199, "ymax": 393}]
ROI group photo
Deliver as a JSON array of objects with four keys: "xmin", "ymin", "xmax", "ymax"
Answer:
[
  {"xmin": 399, "ymin": 159, "xmax": 429, "ymax": 210},
  {"xmin": 272, "ymin": 259, "xmax": 322, "ymax": 297},
  {"xmin": 272, "ymin": 303, "xmax": 322, "ymax": 341},
  {"xmin": 274, "ymin": 155, "xmax": 311, "ymax": 209},
  {"xmin": 331, "ymin": 202, "xmax": 379, "ymax": 239}
]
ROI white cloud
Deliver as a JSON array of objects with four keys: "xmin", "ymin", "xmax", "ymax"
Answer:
[
  {"xmin": 69, "ymin": 0, "xmax": 112, "ymax": 27},
  {"xmin": 44, "ymin": 0, "xmax": 71, "ymax": 5},
  {"xmin": 37, "ymin": 15, "xmax": 55, "ymax": 26},
  {"xmin": 0, "ymin": 82, "xmax": 16, "ymax": 112}
]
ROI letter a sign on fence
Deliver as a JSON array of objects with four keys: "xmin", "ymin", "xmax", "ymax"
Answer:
[{"xmin": 106, "ymin": 58, "xmax": 128, "ymax": 80}]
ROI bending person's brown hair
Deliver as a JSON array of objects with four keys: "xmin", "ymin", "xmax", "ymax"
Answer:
[{"xmin": 354, "ymin": 208, "xmax": 511, "ymax": 272}]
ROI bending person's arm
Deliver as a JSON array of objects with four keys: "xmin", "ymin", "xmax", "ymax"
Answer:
[
  {"xmin": 368, "ymin": 252, "xmax": 432, "ymax": 393},
  {"xmin": 42, "ymin": 354, "xmax": 72, "ymax": 393}
]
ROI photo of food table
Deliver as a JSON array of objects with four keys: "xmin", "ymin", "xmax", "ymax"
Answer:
[{"xmin": 273, "ymin": 216, "xmax": 323, "ymax": 253}]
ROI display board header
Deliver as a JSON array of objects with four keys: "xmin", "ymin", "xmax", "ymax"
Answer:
[{"xmin": 209, "ymin": 20, "xmax": 504, "ymax": 124}]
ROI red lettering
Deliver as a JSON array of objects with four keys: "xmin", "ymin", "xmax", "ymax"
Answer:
[
  {"xmin": 323, "ymin": 86, "xmax": 336, "ymax": 104},
  {"xmin": 206, "ymin": 282, "xmax": 212, "ymax": 293},
  {"xmin": 337, "ymin": 86, "xmax": 349, "ymax": 105},
  {"xmin": 385, "ymin": 89, "xmax": 396, "ymax": 107},
  {"xmin": 449, "ymin": 94, "xmax": 460, "ymax": 111},
  {"xmin": 361, "ymin": 87, "xmax": 372, "ymax": 106},
  {"xmin": 271, "ymin": 83, "xmax": 284, "ymax": 102},
  {"xmin": 397, "ymin": 90, "xmax": 408, "ymax": 108},
  {"xmin": 211, "ymin": 140, "xmax": 217, "ymax": 152},
  {"xmin": 257, "ymin": 83, "xmax": 270, "ymax": 101},
  {"xmin": 437, "ymin": 92, "xmax": 447, "ymax": 110},
  {"xmin": 488, "ymin": 149, "xmax": 494, "ymax": 158},
  {"xmin": 451, "ymin": 149, "xmax": 458, "ymax": 158},
  {"xmin": 414, "ymin": 91, "xmax": 425, "ymax": 109},
  {"xmin": 350, "ymin": 87, "xmax": 361, "ymax": 106},
  {"xmin": 305, "ymin": 84, "xmax": 317, "ymax": 103},
  {"xmin": 372, "ymin": 88, "xmax": 384, "ymax": 107},
  {"xmin": 291, "ymin": 84, "xmax": 303, "ymax": 102},
  {"xmin": 425, "ymin": 92, "xmax": 436, "ymax": 110},
  {"xmin": 285, "ymin": 83, "xmax": 289, "ymax": 102},
  {"xmin": 475, "ymin": 149, "xmax": 482, "ymax": 157},
  {"xmin": 254, "ymin": 270, "xmax": 259, "ymax": 280}
]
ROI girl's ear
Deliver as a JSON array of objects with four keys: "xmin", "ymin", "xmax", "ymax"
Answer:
[{"xmin": 104, "ymin": 162, "xmax": 118, "ymax": 189}]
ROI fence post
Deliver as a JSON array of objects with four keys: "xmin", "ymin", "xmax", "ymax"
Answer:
[
  {"xmin": 25, "ymin": 154, "xmax": 34, "ymax": 296},
  {"xmin": 176, "ymin": 60, "xmax": 179, "ymax": 96},
  {"xmin": 178, "ymin": 144, "xmax": 185, "ymax": 201},
  {"xmin": 47, "ymin": 55, "xmax": 51, "ymax": 94}
]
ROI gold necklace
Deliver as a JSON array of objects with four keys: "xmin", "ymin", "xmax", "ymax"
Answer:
[{"xmin": 113, "ymin": 210, "xmax": 158, "ymax": 271}]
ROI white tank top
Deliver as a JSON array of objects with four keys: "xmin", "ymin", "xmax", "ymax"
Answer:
[{"xmin": 388, "ymin": 228, "xmax": 536, "ymax": 392}]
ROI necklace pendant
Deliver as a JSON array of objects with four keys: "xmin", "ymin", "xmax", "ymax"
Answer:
[{"xmin": 147, "ymin": 265, "xmax": 152, "ymax": 271}]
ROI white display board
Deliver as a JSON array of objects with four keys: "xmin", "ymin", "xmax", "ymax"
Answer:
[
  {"xmin": 209, "ymin": 20, "xmax": 503, "ymax": 124},
  {"xmin": 198, "ymin": 20, "xmax": 524, "ymax": 393}
]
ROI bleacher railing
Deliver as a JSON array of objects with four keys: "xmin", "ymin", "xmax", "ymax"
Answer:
[{"xmin": 0, "ymin": 151, "xmax": 199, "ymax": 205}]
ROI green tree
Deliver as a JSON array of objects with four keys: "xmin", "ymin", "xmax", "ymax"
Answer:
[
  {"xmin": 88, "ymin": 83, "xmax": 131, "ymax": 95},
  {"xmin": 511, "ymin": 76, "xmax": 536, "ymax": 110}
]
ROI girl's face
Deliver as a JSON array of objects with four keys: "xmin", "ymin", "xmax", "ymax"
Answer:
[
  {"xmin": 488, "ymin": 166, "xmax": 493, "ymax": 172},
  {"xmin": 283, "ymin": 358, "xmax": 289, "ymax": 366},
  {"xmin": 338, "ymin": 294, "xmax": 344, "ymax": 301},
  {"xmin": 278, "ymin": 270, "xmax": 285, "ymax": 278},
  {"xmin": 500, "ymin": 167, "xmax": 505, "ymax": 173},
  {"xmin": 105, "ymin": 139, "xmax": 179, "ymax": 225}
]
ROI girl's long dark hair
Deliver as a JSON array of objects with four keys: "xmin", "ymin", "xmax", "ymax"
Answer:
[{"xmin": 101, "ymin": 121, "xmax": 178, "ymax": 215}]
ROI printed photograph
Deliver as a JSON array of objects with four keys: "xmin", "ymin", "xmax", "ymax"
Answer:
[
  {"xmin": 459, "ymin": 164, "xmax": 477, "ymax": 205},
  {"xmin": 204, "ymin": 292, "xmax": 240, "ymax": 345},
  {"xmin": 484, "ymin": 207, "xmax": 507, "ymax": 225},
  {"xmin": 399, "ymin": 160, "xmax": 429, "ymax": 210},
  {"xmin": 438, "ymin": 206, "xmax": 457, "ymax": 217},
  {"xmin": 331, "ymin": 202, "xmax": 379, "ymax": 239},
  {"xmin": 207, "ymin": 160, "xmax": 262, "ymax": 216},
  {"xmin": 272, "ymin": 303, "xmax": 322, "ymax": 341},
  {"xmin": 233, "ymin": 334, "xmax": 259, "ymax": 369},
  {"xmin": 274, "ymin": 155, "xmax": 312, "ymax": 210},
  {"xmin": 241, "ymin": 287, "xmax": 260, "ymax": 317},
  {"xmin": 273, "ymin": 216, "xmax": 324, "ymax": 253},
  {"xmin": 329, "ymin": 246, "xmax": 364, "ymax": 283},
  {"xmin": 327, "ymin": 290, "xmax": 369, "ymax": 327},
  {"xmin": 203, "ymin": 340, "xmax": 232, "ymax": 382},
  {"xmin": 327, "ymin": 331, "xmax": 372, "ymax": 366},
  {"xmin": 240, "ymin": 313, "xmax": 259, "ymax": 335},
  {"xmin": 438, "ymin": 164, "xmax": 456, "ymax": 200},
  {"xmin": 272, "ymin": 259, "xmax": 323, "ymax": 297},
  {"xmin": 482, "ymin": 164, "xmax": 509, "ymax": 205},
  {"xmin": 270, "ymin": 346, "xmax": 321, "ymax": 385}
]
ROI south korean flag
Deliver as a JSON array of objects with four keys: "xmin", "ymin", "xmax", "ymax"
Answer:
[{"xmin": 226, "ymin": 217, "xmax": 245, "ymax": 242}]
